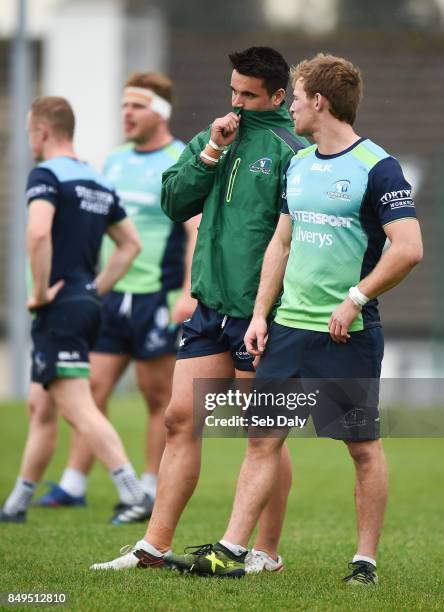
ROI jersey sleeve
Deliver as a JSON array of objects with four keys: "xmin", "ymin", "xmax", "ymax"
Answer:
[
  {"xmin": 108, "ymin": 191, "xmax": 127, "ymax": 225},
  {"xmin": 161, "ymin": 127, "xmax": 217, "ymax": 222},
  {"xmin": 367, "ymin": 156, "xmax": 416, "ymax": 226},
  {"xmin": 280, "ymin": 160, "xmax": 291, "ymax": 214},
  {"xmin": 26, "ymin": 167, "xmax": 59, "ymax": 207}
]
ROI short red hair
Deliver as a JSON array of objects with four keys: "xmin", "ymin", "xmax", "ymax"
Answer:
[{"xmin": 291, "ymin": 54, "xmax": 363, "ymax": 125}]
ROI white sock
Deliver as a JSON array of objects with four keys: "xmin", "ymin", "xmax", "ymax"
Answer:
[
  {"xmin": 59, "ymin": 468, "xmax": 87, "ymax": 497},
  {"xmin": 141, "ymin": 473, "xmax": 158, "ymax": 499},
  {"xmin": 3, "ymin": 477, "xmax": 36, "ymax": 514},
  {"xmin": 219, "ymin": 539, "xmax": 248, "ymax": 557},
  {"xmin": 135, "ymin": 539, "xmax": 165, "ymax": 558},
  {"xmin": 110, "ymin": 464, "xmax": 145, "ymax": 505},
  {"xmin": 252, "ymin": 548, "xmax": 277, "ymax": 561},
  {"xmin": 353, "ymin": 554, "xmax": 376, "ymax": 567}
]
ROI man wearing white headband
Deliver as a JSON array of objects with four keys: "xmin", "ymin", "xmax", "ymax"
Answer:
[
  {"xmin": 123, "ymin": 87, "xmax": 172, "ymax": 121},
  {"xmin": 33, "ymin": 73, "xmax": 199, "ymax": 523}
]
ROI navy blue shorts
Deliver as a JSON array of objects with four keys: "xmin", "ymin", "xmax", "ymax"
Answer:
[
  {"xmin": 255, "ymin": 323, "xmax": 384, "ymax": 440},
  {"xmin": 177, "ymin": 302, "xmax": 254, "ymax": 372},
  {"xmin": 31, "ymin": 291, "xmax": 102, "ymax": 389},
  {"xmin": 93, "ymin": 290, "xmax": 180, "ymax": 360}
]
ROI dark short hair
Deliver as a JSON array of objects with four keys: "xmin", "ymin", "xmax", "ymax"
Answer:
[
  {"xmin": 31, "ymin": 96, "xmax": 75, "ymax": 139},
  {"xmin": 291, "ymin": 53, "xmax": 363, "ymax": 125},
  {"xmin": 229, "ymin": 46, "xmax": 289, "ymax": 95},
  {"xmin": 125, "ymin": 72, "xmax": 173, "ymax": 103}
]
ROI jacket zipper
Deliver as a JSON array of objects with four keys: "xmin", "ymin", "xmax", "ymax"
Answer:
[
  {"xmin": 220, "ymin": 124, "xmax": 243, "ymax": 207},
  {"xmin": 225, "ymin": 158, "xmax": 241, "ymax": 203}
]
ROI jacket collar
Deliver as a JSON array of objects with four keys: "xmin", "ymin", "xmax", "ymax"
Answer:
[{"xmin": 234, "ymin": 104, "xmax": 294, "ymax": 130}]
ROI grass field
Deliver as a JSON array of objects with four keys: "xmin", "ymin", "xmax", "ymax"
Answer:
[{"xmin": 1, "ymin": 395, "xmax": 443, "ymax": 611}]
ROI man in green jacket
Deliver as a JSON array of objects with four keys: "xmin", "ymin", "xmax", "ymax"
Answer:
[{"xmin": 91, "ymin": 46, "xmax": 307, "ymax": 574}]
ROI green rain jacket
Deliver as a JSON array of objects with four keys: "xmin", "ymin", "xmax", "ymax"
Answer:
[{"xmin": 161, "ymin": 105, "xmax": 307, "ymax": 318}]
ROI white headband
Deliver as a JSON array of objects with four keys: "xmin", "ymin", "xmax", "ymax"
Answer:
[{"xmin": 123, "ymin": 86, "xmax": 172, "ymax": 120}]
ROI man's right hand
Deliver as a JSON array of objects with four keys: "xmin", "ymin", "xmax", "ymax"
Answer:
[
  {"xmin": 210, "ymin": 112, "xmax": 241, "ymax": 147},
  {"xmin": 27, "ymin": 280, "xmax": 65, "ymax": 311},
  {"xmin": 244, "ymin": 315, "xmax": 269, "ymax": 357}
]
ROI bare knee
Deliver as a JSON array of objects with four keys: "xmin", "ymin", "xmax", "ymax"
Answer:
[
  {"xmin": 28, "ymin": 390, "xmax": 56, "ymax": 426},
  {"xmin": 247, "ymin": 436, "xmax": 284, "ymax": 458},
  {"xmin": 346, "ymin": 440, "xmax": 383, "ymax": 465},
  {"xmin": 50, "ymin": 379, "xmax": 96, "ymax": 429},
  {"xmin": 90, "ymin": 375, "xmax": 111, "ymax": 412},
  {"xmin": 139, "ymin": 381, "xmax": 170, "ymax": 414},
  {"xmin": 164, "ymin": 401, "xmax": 193, "ymax": 438}
]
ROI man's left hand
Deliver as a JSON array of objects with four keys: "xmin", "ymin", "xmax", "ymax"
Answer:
[
  {"xmin": 27, "ymin": 280, "xmax": 64, "ymax": 311},
  {"xmin": 171, "ymin": 294, "xmax": 197, "ymax": 324},
  {"xmin": 328, "ymin": 297, "xmax": 360, "ymax": 343}
]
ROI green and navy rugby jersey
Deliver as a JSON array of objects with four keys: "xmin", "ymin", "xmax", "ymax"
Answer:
[
  {"xmin": 26, "ymin": 156, "xmax": 126, "ymax": 289},
  {"xmin": 277, "ymin": 138, "xmax": 416, "ymax": 332},
  {"xmin": 100, "ymin": 140, "xmax": 186, "ymax": 294}
]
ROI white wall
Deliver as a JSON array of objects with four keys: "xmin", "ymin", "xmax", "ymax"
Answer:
[{"xmin": 43, "ymin": 0, "xmax": 124, "ymax": 170}]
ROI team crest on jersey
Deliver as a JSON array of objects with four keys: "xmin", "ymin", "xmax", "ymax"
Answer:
[
  {"xmin": 249, "ymin": 157, "xmax": 272, "ymax": 175},
  {"xmin": 327, "ymin": 179, "xmax": 351, "ymax": 201}
]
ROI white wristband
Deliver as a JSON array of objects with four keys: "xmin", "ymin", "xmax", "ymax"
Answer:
[
  {"xmin": 200, "ymin": 151, "xmax": 219, "ymax": 164},
  {"xmin": 208, "ymin": 138, "xmax": 227, "ymax": 152},
  {"xmin": 348, "ymin": 286, "xmax": 370, "ymax": 309}
]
